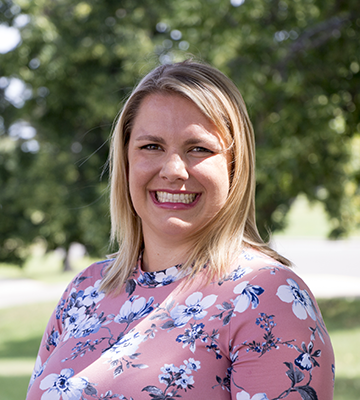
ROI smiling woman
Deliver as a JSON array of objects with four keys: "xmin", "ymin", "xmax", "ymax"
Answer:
[
  {"xmin": 27, "ymin": 60, "xmax": 334, "ymax": 400},
  {"xmin": 127, "ymin": 93, "xmax": 230, "ymax": 268}
]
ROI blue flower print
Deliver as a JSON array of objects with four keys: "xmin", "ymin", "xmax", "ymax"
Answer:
[
  {"xmin": 102, "ymin": 329, "xmax": 145, "ymax": 361},
  {"xmin": 231, "ymin": 266, "xmax": 252, "ymax": 281},
  {"xmin": 183, "ymin": 358, "xmax": 201, "ymax": 372},
  {"xmin": 161, "ymin": 363, "xmax": 179, "ymax": 374},
  {"xmin": 63, "ymin": 306, "xmax": 87, "ymax": 341},
  {"xmin": 39, "ymin": 368, "xmax": 88, "ymax": 400},
  {"xmin": 56, "ymin": 299, "xmax": 66, "ymax": 320},
  {"xmin": 294, "ymin": 341, "xmax": 321, "ymax": 370},
  {"xmin": 232, "ymin": 281, "xmax": 264, "ymax": 313},
  {"xmin": 218, "ymin": 265, "xmax": 252, "ymax": 285},
  {"xmin": 80, "ymin": 279, "xmax": 105, "ymax": 307},
  {"xmin": 236, "ymin": 390, "xmax": 269, "ymax": 400},
  {"xmin": 170, "ymin": 292, "xmax": 217, "ymax": 327},
  {"xmin": 64, "ymin": 305, "xmax": 106, "ymax": 341},
  {"xmin": 101, "ymin": 329, "xmax": 148, "ymax": 377},
  {"xmin": 175, "ymin": 374, "xmax": 194, "ymax": 389},
  {"xmin": 28, "ymin": 355, "xmax": 47, "ymax": 389},
  {"xmin": 46, "ymin": 327, "xmax": 60, "ymax": 351},
  {"xmin": 276, "ymin": 278, "xmax": 316, "ymax": 320},
  {"xmin": 74, "ymin": 313, "xmax": 104, "ymax": 338},
  {"xmin": 242, "ymin": 250, "xmax": 255, "ymax": 261},
  {"xmin": 175, "ymin": 323, "xmax": 221, "ymax": 358},
  {"xmin": 114, "ymin": 296, "xmax": 155, "ymax": 325},
  {"xmin": 138, "ymin": 265, "xmax": 182, "ymax": 288},
  {"xmin": 176, "ymin": 323, "xmax": 205, "ymax": 352},
  {"xmin": 243, "ymin": 313, "xmax": 295, "ymax": 357},
  {"xmin": 142, "ymin": 359, "xmax": 200, "ymax": 398}
]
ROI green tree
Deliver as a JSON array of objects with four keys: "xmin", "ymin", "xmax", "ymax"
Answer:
[
  {"xmin": 0, "ymin": 0, "xmax": 163, "ymax": 267},
  {"xmin": 154, "ymin": 0, "xmax": 360, "ymax": 236},
  {"xmin": 1, "ymin": 0, "xmax": 359, "ymax": 268}
]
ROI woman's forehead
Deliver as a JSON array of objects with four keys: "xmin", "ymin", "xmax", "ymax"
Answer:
[{"xmin": 131, "ymin": 92, "xmax": 230, "ymax": 142}]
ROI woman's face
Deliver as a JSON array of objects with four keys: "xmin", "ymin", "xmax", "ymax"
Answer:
[{"xmin": 127, "ymin": 93, "xmax": 231, "ymax": 247}]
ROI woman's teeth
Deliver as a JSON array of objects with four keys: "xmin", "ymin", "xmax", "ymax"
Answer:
[{"xmin": 156, "ymin": 191, "xmax": 197, "ymax": 204}]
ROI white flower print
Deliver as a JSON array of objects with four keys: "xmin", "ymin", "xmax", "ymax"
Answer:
[
  {"xmin": 161, "ymin": 363, "xmax": 180, "ymax": 374},
  {"xmin": 232, "ymin": 281, "xmax": 264, "ymax": 313},
  {"xmin": 63, "ymin": 306, "xmax": 87, "ymax": 341},
  {"xmin": 137, "ymin": 265, "xmax": 183, "ymax": 287},
  {"xmin": 28, "ymin": 355, "xmax": 46, "ymax": 388},
  {"xmin": 276, "ymin": 278, "xmax": 316, "ymax": 320},
  {"xmin": 73, "ymin": 314, "xmax": 103, "ymax": 338},
  {"xmin": 39, "ymin": 368, "xmax": 88, "ymax": 400},
  {"xmin": 232, "ymin": 266, "xmax": 252, "ymax": 281},
  {"xmin": 102, "ymin": 329, "xmax": 146, "ymax": 362},
  {"xmin": 81, "ymin": 279, "xmax": 105, "ymax": 306},
  {"xmin": 114, "ymin": 295, "xmax": 154, "ymax": 325},
  {"xmin": 183, "ymin": 358, "xmax": 201, "ymax": 372},
  {"xmin": 295, "ymin": 352, "xmax": 313, "ymax": 370},
  {"xmin": 237, "ymin": 390, "xmax": 269, "ymax": 400},
  {"xmin": 175, "ymin": 373, "xmax": 194, "ymax": 389},
  {"xmin": 143, "ymin": 359, "xmax": 200, "ymax": 397},
  {"xmin": 170, "ymin": 292, "xmax": 217, "ymax": 327}
]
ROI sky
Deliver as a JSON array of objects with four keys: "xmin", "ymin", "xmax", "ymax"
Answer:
[{"xmin": 0, "ymin": 24, "xmax": 21, "ymax": 53}]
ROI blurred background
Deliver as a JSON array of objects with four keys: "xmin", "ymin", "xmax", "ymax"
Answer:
[{"xmin": 0, "ymin": 0, "xmax": 359, "ymax": 399}]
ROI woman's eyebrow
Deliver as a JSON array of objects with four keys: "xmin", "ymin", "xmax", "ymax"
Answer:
[
  {"xmin": 184, "ymin": 138, "xmax": 203, "ymax": 145},
  {"xmin": 184, "ymin": 136, "xmax": 222, "ymax": 148},
  {"xmin": 134, "ymin": 134, "xmax": 166, "ymax": 144}
]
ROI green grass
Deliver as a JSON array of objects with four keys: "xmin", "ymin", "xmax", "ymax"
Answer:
[
  {"xmin": 0, "ymin": 298, "xmax": 359, "ymax": 399},
  {"xmin": 0, "ymin": 302, "xmax": 57, "ymax": 400},
  {"xmin": 276, "ymin": 194, "xmax": 360, "ymax": 238},
  {"xmin": 0, "ymin": 250, "xmax": 97, "ymax": 283}
]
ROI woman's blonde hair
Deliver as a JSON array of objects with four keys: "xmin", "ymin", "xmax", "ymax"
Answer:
[{"xmin": 101, "ymin": 60, "xmax": 290, "ymax": 294}]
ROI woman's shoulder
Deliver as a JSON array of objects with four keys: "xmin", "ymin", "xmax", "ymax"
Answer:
[
  {"xmin": 222, "ymin": 247, "xmax": 293, "ymax": 280},
  {"xmin": 63, "ymin": 258, "xmax": 113, "ymax": 294},
  {"xmin": 215, "ymin": 247, "xmax": 311, "ymax": 299}
]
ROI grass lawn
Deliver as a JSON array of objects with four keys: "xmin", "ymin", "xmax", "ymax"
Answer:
[
  {"xmin": 275, "ymin": 194, "xmax": 360, "ymax": 238},
  {"xmin": 0, "ymin": 297, "xmax": 359, "ymax": 399}
]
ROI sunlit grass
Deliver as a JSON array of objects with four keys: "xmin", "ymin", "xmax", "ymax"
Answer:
[
  {"xmin": 0, "ymin": 302, "xmax": 57, "ymax": 400},
  {"xmin": 0, "ymin": 248, "xmax": 98, "ymax": 284},
  {"xmin": 276, "ymin": 194, "xmax": 360, "ymax": 238}
]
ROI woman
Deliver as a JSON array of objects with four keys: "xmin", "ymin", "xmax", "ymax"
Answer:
[{"xmin": 27, "ymin": 61, "xmax": 334, "ymax": 400}]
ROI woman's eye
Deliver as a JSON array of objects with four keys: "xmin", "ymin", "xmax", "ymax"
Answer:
[
  {"xmin": 140, "ymin": 144, "xmax": 162, "ymax": 151},
  {"xmin": 191, "ymin": 146, "xmax": 213, "ymax": 154}
]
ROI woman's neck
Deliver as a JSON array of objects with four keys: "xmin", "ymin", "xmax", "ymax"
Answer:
[{"xmin": 141, "ymin": 236, "xmax": 192, "ymax": 272}]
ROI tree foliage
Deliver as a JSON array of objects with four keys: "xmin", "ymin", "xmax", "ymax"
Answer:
[{"xmin": 1, "ymin": 0, "xmax": 359, "ymax": 267}]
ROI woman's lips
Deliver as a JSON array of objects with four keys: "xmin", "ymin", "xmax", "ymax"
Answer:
[
  {"xmin": 155, "ymin": 191, "xmax": 197, "ymax": 204},
  {"xmin": 150, "ymin": 191, "xmax": 201, "ymax": 209}
]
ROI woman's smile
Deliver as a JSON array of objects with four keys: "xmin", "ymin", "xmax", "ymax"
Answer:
[
  {"xmin": 155, "ymin": 191, "xmax": 198, "ymax": 204},
  {"xmin": 127, "ymin": 93, "xmax": 231, "ymax": 245}
]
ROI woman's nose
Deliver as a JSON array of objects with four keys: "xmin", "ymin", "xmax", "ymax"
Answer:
[{"xmin": 159, "ymin": 153, "xmax": 189, "ymax": 182}]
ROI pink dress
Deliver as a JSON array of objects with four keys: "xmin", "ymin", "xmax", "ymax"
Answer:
[{"xmin": 26, "ymin": 248, "xmax": 334, "ymax": 400}]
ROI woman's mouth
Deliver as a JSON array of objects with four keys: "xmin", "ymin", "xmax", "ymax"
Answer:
[{"xmin": 155, "ymin": 191, "xmax": 198, "ymax": 204}]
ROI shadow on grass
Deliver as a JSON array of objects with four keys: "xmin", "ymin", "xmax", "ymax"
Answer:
[
  {"xmin": 334, "ymin": 376, "xmax": 360, "ymax": 400},
  {"xmin": 0, "ymin": 375, "xmax": 30, "ymax": 400},
  {"xmin": 0, "ymin": 336, "xmax": 41, "ymax": 359},
  {"xmin": 318, "ymin": 298, "xmax": 360, "ymax": 331}
]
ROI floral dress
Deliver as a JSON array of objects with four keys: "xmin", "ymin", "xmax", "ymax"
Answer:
[{"xmin": 26, "ymin": 248, "xmax": 335, "ymax": 400}]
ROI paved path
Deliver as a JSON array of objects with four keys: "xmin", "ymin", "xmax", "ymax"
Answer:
[
  {"xmin": 0, "ymin": 238, "xmax": 359, "ymax": 309},
  {"xmin": 273, "ymin": 237, "xmax": 360, "ymax": 298}
]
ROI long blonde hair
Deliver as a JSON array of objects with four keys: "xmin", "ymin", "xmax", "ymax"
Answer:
[{"xmin": 100, "ymin": 60, "xmax": 290, "ymax": 294}]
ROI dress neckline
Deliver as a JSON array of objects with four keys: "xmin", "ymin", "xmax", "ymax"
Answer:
[{"xmin": 133, "ymin": 257, "xmax": 187, "ymax": 288}]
